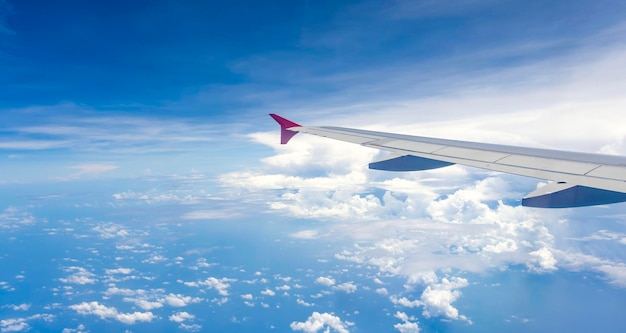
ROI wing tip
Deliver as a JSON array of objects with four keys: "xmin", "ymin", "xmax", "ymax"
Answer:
[{"xmin": 269, "ymin": 114, "xmax": 301, "ymax": 144}]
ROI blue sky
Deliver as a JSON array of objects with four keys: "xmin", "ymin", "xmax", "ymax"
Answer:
[
  {"xmin": 3, "ymin": 1, "xmax": 626, "ymax": 332},
  {"xmin": 2, "ymin": 0, "xmax": 626, "ymax": 181}
]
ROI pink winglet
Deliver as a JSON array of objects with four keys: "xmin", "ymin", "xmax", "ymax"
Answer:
[{"xmin": 269, "ymin": 114, "xmax": 301, "ymax": 144}]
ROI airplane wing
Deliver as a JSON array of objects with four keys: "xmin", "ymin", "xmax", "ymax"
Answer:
[{"xmin": 269, "ymin": 114, "xmax": 626, "ymax": 208}]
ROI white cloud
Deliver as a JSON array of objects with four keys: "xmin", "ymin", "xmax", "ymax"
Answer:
[
  {"xmin": 390, "ymin": 296, "xmax": 421, "ymax": 308},
  {"xmin": 3, "ymin": 304, "xmax": 30, "ymax": 311},
  {"xmin": 0, "ymin": 207, "xmax": 37, "ymax": 229},
  {"xmin": 169, "ymin": 311, "xmax": 195, "ymax": 323},
  {"xmin": 528, "ymin": 247, "xmax": 557, "ymax": 273},
  {"xmin": 92, "ymin": 223, "xmax": 129, "ymax": 239},
  {"xmin": 112, "ymin": 189, "xmax": 198, "ymax": 205},
  {"xmin": 180, "ymin": 323, "xmax": 202, "ymax": 332},
  {"xmin": 290, "ymin": 312, "xmax": 354, "ymax": 333},
  {"xmin": 241, "ymin": 294, "xmax": 253, "ymax": 300},
  {"xmin": 61, "ymin": 324, "xmax": 88, "ymax": 333},
  {"xmin": 394, "ymin": 321, "xmax": 420, "ymax": 333},
  {"xmin": 376, "ymin": 287, "xmax": 388, "ymax": 295},
  {"xmin": 105, "ymin": 268, "xmax": 133, "ymax": 275},
  {"xmin": 393, "ymin": 311, "xmax": 420, "ymax": 333},
  {"xmin": 333, "ymin": 282, "xmax": 357, "ymax": 294},
  {"xmin": 261, "ymin": 288, "xmax": 276, "ymax": 296},
  {"xmin": 315, "ymin": 276, "xmax": 336, "ymax": 286},
  {"xmin": 297, "ymin": 299, "xmax": 314, "ymax": 307},
  {"xmin": 420, "ymin": 277, "xmax": 469, "ymax": 322},
  {"xmin": 0, "ymin": 318, "xmax": 29, "ymax": 333},
  {"xmin": 60, "ymin": 267, "xmax": 96, "ymax": 285},
  {"xmin": 123, "ymin": 298, "xmax": 163, "ymax": 311},
  {"xmin": 182, "ymin": 210, "xmax": 241, "ymax": 220},
  {"xmin": 196, "ymin": 277, "xmax": 236, "ymax": 296},
  {"xmin": 290, "ymin": 230, "xmax": 319, "ymax": 239},
  {"xmin": 70, "ymin": 302, "xmax": 155, "ymax": 324},
  {"xmin": 161, "ymin": 294, "xmax": 202, "ymax": 307},
  {"xmin": 69, "ymin": 163, "xmax": 118, "ymax": 176}
]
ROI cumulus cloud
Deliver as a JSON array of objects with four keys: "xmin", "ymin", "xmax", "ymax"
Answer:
[
  {"xmin": 261, "ymin": 288, "xmax": 276, "ymax": 296},
  {"xmin": 420, "ymin": 277, "xmax": 470, "ymax": 322},
  {"xmin": 169, "ymin": 311, "xmax": 195, "ymax": 323},
  {"xmin": 0, "ymin": 206, "xmax": 36, "ymax": 229},
  {"xmin": 297, "ymin": 299, "xmax": 314, "ymax": 307},
  {"xmin": 70, "ymin": 302, "xmax": 155, "ymax": 324},
  {"xmin": 161, "ymin": 294, "xmax": 202, "ymax": 307},
  {"xmin": 333, "ymin": 282, "xmax": 357, "ymax": 294},
  {"xmin": 394, "ymin": 311, "xmax": 420, "ymax": 333},
  {"xmin": 3, "ymin": 304, "xmax": 30, "ymax": 311},
  {"xmin": 124, "ymin": 298, "xmax": 163, "ymax": 311},
  {"xmin": 315, "ymin": 276, "xmax": 336, "ymax": 286},
  {"xmin": 390, "ymin": 296, "xmax": 421, "ymax": 308},
  {"xmin": 376, "ymin": 287, "xmax": 388, "ymax": 295},
  {"xmin": 527, "ymin": 247, "xmax": 557, "ymax": 273},
  {"xmin": 195, "ymin": 277, "xmax": 236, "ymax": 296},
  {"xmin": 1, "ymin": 318, "xmax": 29, "ymax": 332},
  {"xmin": 92, "ymin": 223, "xmax": 129, "ymax": 239},
  {"xmin": 60, "ymin": 267, "xmax": 97, "ymax": 285},
  {"xmin": 290, "ymin": 312, "xmax": 354, "ymax": 333},
  {"xmin": 105, "ymin": 268, "xmax": 133, "ymax": 275}
]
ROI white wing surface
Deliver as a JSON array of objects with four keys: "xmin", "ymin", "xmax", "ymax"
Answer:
[{"xmin": 270, "ymin": 114, "xmax": 626, "ymax": 208}]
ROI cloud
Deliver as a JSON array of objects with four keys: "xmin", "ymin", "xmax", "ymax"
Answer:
[
  {"xmin": 297, "ymin": 299, "xmax": 314, "ymax": 307},
  {"xmin": 420, "ymin": 277, "xmax": 470, "ymax": 322},
  {"xmin": 527, "ymin": 247, "xmax": 557, "ymax": 273},
  {"xmin": 390, "ymin": 296, "xmax": 421, "ymax": 308},
  {"xmin": 315, "ymin": 276, "xmax": 336, "ymax": 286},
  {"xmin": 182, "ymin": 210, "xmax": 241, "ymax": 220},
  {"xmin": 112, "ymin": 190, "xmax": 195, "ymax": 204},
  {"xmin": 194, "ymin": 277, "xmax": 236, "ymax": 296},
  {"xmin": 123, "ymin": 298, "xmax": 163, "ymax": 311},
  {"xmin": 2, "ymin": 107, "xmax": 219, "ymax": 154},
  {"xmin": 290, "ymin": 230, "xmax": 319, "ymax": 239},
  {"xmin": 69, "ymin": 163, "xmax": 118, "ymax": 175},
  {"xmin": 333, "ymin": 282, "xmax": 357, "ymax": 294},
  {"xmin": 161, "ymin": 294, "xmax": 202, "ymax": 307},
  {"xmin": 3, "ymin": 304, "xmax": 30, "ymax": 311},
  {"xmin": 276, "ymin": 284, "xmax": 291, "ymax": 291},
  {"xmin": 376, "ymin": 288, "xmax": 388, "ymax": 295},
  {"xmin": 70, "ymin": 302, "xmax": 155, "ymax": 324},
  {"xmin": 59, "ymin": 267, "xmax": 97, "ymax": 285},
  {"xmin": 169, "ymin": 311, "xmax": 195, "ymax": 323},
  {"xmin": 105, "ymin": 268, "xmax": 133, "ymax": 275},
  {"xmin": 261, "ymin": 288, "xmax": 276, "ymax": 296},
  {"xmin": 290, "ymin": 312, "xmax": 354, "ymax": 333},
  {"xmin": 0, "ymin": 318, "xmax": 29, "ymax": 333},
  {"xmin": 92, "ymin": 223, "xmax": 129, "ymax": 239},
  {"xmin": 393, "ymin": 311, "xmax": 420, "ymax": 333},
  {"xmin": 0, "ymin": 207, "xmax": 36, "ymax": 229}
]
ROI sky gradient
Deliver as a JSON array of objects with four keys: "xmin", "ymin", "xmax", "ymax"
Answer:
[{"xmin": 2, "ymin": 1, "xmax": 626, "ymax": 332}]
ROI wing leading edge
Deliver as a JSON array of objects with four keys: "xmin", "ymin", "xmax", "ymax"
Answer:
[{"xmin": 269, "ymin": 114, "xmax": 626, "ymax": 208}]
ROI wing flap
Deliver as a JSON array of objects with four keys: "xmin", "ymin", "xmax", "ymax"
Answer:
[
  {"xmin": 496, "ymin": 155, "xmax": 600, "ymax": 175},
  {"xmin": 433, "ymin": 146, "xmax": 511, "ymax": 163},
  {"xmin": 585, "ymin": 165, "xmax": 626, "ymax": 181}
]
